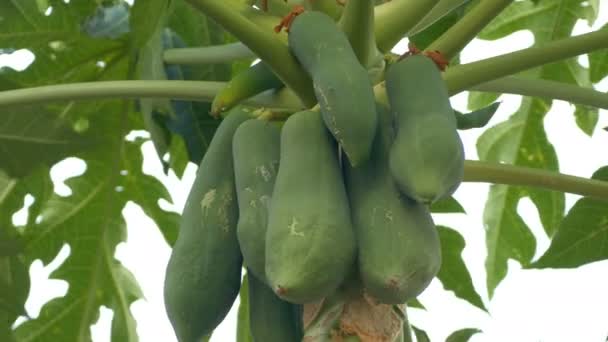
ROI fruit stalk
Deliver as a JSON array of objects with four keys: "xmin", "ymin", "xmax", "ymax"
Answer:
[
  {"xmin": 426, "ymin": 0, "xmax": 514, "ymax": 59},
  {"xmin": 184, "ymin": 0, "xmax": 317, "ymax": 106},
  {"xmin": 374, "ymin": 0, "xmax": 439, "ymax": 52}
]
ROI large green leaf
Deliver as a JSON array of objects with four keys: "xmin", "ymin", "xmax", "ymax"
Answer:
[
  {"xmin": 473, "ymin": 0, "xmax": 598, "ymax": 296},
  {"xmin": 477, "ymin": 97, "xmax": 562, "ymax": 296},
  {"xmin": 437, "ymin": 227, "xmax": 486, "ymax": 311},
  {"xmin": 446, "ymin": 328, "xmax": 482, "ymax": 342},
  {"xmin": 134, "ymin": 0, "xmax": 233, "ymax": 173},
  {"xmin": 409, "ymin": 0, "xmax": 472, "ymax": 51},
  {"xmin": 0, "ymin": 254, "xmax": 30, "ymax": 324},
  {"xmin": 455, "ymin": 102, "xmax": 501, "ymax": 130},
  {"xmin": 0, "ymin": 108, "xmax": 91, "ymax": 178},
  {"xmin": 136, "ymin": 22, "xmax": 174, "ymax": 170},
  {"xmin": 0, "ymin": 168, "xmax": 54, "ymax": 237},
  {"xmin": 0, "ymin": 1, "xmax": 96, "ymax": 49},
  {"xmin": 160, "ymin": 30, "xmax": 218, "ymax": 170},
  {"xmin": 531, "ymin": 167, "xmax": 608, "ymax": 268},
  {"xmin": 12, "ymin": 101, "xmax": 178, "ymax": 341},
  {"xmin": 412, "ymin": 326, "xmax": 431, "ymax": 342},
  {"xmin": 573, "ymin": 105, "xmax": 599, "ymax": 137},
  {"xmin": 475, "ymin": 0, "xmax": 600, "ymax": 134},
  {"xmin": 168, "ymin": 0, "xmax": 233, "ymax": 82},
  {"xmin": 130, "ymin": 0, "xmax": 171, "ymax": 48},
  {"xmin": 589, "ymin": 25, "xmax": 608, "ymax": 83},
  {"xmin": 0, "ymin": 1, "xmax": 126, "ymax": 88},
  {"xmin": 82, "ymin": 2, "xmax": 131, "ymax": 39},
  {"xmin": 430, "ymin": 196, "xmax": 466, "ymax": 213}
]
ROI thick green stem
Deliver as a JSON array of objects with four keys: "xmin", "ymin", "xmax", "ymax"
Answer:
[
  {"xmin": 184, "ymin": 0, "xmax": 317, "ymax": 107},
  {"xmin": 471, "ymin": 77, "xmax": 608, "ymax": 110},
  {"xmin": 463, "ymin": 160, "xmax": 608, "ymax": 201},
  {"xmin": 309, "ymin": 0, "xmax": 344, "ymax": 21},
  {"xmin": 0, "ymin": 81, "xmax": 302, "ymax": 111},
  {"xmin": 374, "ymin": 0, "xmax": 439, "ymax": 52},
  {"xmin": 444, "ymin": 28, "xmax": 608, "ymax": 94},
  {"xmin": 163, "ymin": 43, "xmax": 255, "ymax": 65},
  {"xmin": 339, "ymin": 0, "xmax": 376, "ymax": 66},
  {"xmin": 408, "ymin": 0, "xmax": 469, "ymax": 36},
  {"xmin": 427, "ymin": 0, "xmax": 514, "ymax": 59},
  {"xmin": 253, "ymin": 0, "xmax": 292, "ymax": 16}
]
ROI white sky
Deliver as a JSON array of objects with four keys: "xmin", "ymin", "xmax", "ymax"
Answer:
[{"xmin": 4, "ymin": 5, "xmax": 608, "ymax": 342}]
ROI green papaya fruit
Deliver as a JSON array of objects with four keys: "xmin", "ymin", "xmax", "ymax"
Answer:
[
  {"xmin": 288, "ymin": 11, "xmax": 378, "ymax": 167},
  {"xmin": 248, "ymin": 273, "xmax": 301, "ymax": 342},
  {"xmin": 163, "ymin": 107, "xmax": 251, "ymax": 342},
  {"xmin": 211, "ymin": 62, "xmax": 284, "ymax": 116},
  {"xmin": 232, "ymin": 119, "xmax": 281, "ymax": 282},
  {"xmin": 265, "ymin": 110, "xmax": 356, "ymax": 304},
  {"xmin": 345, "ymin": 104, "xmax": 441, "ymax": 304},
  {"xmin": 386, "ymin": 54, "xmax": 464, "ymax": 204}
]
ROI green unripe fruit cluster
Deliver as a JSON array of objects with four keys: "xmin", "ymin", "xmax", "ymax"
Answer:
[{"xmin": 164, "ymin": 9, "xmax": 464, "ymax": 342}]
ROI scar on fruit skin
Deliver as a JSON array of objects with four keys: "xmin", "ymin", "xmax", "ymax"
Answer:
[
  {"xmin": 289, "ymin": 217, "xmax": 305, "ymax": 237},
  {"xmin": 201, "ymin": 189, "xmax": 216, "ymax": 216}
]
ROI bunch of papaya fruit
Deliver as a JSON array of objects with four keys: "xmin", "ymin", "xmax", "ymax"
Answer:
[{"xmin": 164, "ymin": 7, "xmax": 464, "ymax": 342}]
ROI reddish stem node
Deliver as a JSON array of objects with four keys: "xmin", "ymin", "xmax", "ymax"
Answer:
[
  {"xmin": 399, "ymin": 43, "xmax": 450, "ymax": 71},
  {"xmin": 274, "ymin": 5, "xmax": 305, "ymax": 33}
]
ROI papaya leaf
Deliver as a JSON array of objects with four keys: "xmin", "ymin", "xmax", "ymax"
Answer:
[
  {"xmin": 531, "ymin": 167, "xmax": 608, "ymax": 268},
  {"xmin": 0, "ymin": 254, "xmax": 30, "ymax": 324},
  {"xmin": 82, "ymin": 2, "xmax": 131, "ymax": 39},
  {"xmin": 588, "ymin": 24, "xmax": 608, "ymax": 83},
  {"xmin": 136, "ymin": 23, "xmax": 174, "ymax": 172},
  {"xmin": 237, "ymin": 274, "xmax": 253, "ymax": 342},
  {"xmin": 474, "ymin": 0, "xmax": 594, "ymax": 296},
  {"xmin": 0, "ymin": 108, "xmax": 92, "ymax": 178},
  {"xmin": 0, "ymin": 225, "xmax": 25, "ymax": 258},
  {"xmin": 412, "ymin": 326, "xmax": 431, "ymax": 342},
  {"xmin": 0, "ymin": 1, "xmax": 124, "ymax": 88},
  {"xmin": 430, "ymin": 196, "xmax": 466, "ymax": 213},
  {"xmin": 477, "ymin": 98, "xmax": 562, "ymax": 297},
  {"xmin": 409, "ymin": 0, "xmax": 472, "ymax": 51},
  {"xmin": 467, "ymin": 91, "xmax": 500, "ymax": 112},
  {"xmin": 475, "ymin": 0, "xmax": 599, "ymax": 135},
  {"xmin": 407, "ymin": 298, "xmax": 426, "ymax": 310},
  {"xmin": 161, "ymin": 0, "xmax": 233, "ymax": 175},
  {"xmin": 455, "ymin": 102, "xmax": 500, "ymax": 130},
  {"xmin": 573, "ymin": 105, "xmax": 598, "ymax": 137},
  {"xmin": 13, "ymin": 101, "xmax": 178, "ymax": 341},
  {"xmin": 167, "ymin": 135, "xmax": 191, "ymax": 179},
  {"xmin": 0, "ymin": 323, "xmax": 16, "ymax": 342},
  {"xmin": 160, "ymin": 30, "xmax": 218, "ymax": 169},
  {"xmin": 437, "ymin": 227, "xmax": 487, "ymax": 311},
  {"xmin": 130, "ymin": 0, "xmax": 171, "ymax": 48},
  {"xmin": 0, "ymin": 167, "xmax": 54, "ymax": 242},
  {"xmin": 446, "ymin": 328, "xmax": 482, "ymax": 342},
  {"xmin": 589, "ymin": 49, "xmax": 608, "ymax": 83},
  {"xmin": 0, "ymin": 1, "xmax": 97, "ymax": 49},
  {"xmin": 167, "ymin": 0, "xmax": 233, "ymax": 83}
]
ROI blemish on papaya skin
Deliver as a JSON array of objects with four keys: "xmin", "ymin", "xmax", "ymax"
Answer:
[
  {"xmin": 276, "ymin": 285, "xmax": 287, "ymax": 296},
  {"xmin": 314, "ymin": 83, "xmax": 331, "ymax": 111},
  {"xmin": 200, "ymin": 189, "xmax": 216, "ymax": 215},
  {"xmin": 256, "ymin": 165, "xmax": 272, "ymax": 182},
  {"xmin": 384, "ymin": 210, "xmax": 393, "ymax": 222},
  {"xmin": 217, "ymin": 192, "xmax": 232, "ymax": 233},
  {"xmin": 259, "ymin": 195, "xmax": 271, "ymax": 208},
  {"xmin": 288, "ymin": 217, "xmax": 305, "ymax": 237}
]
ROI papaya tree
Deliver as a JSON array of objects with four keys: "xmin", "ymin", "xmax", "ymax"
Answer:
[{"xmin": 1, "ymin": 0, "xmax": 607, "ymax": 341}]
